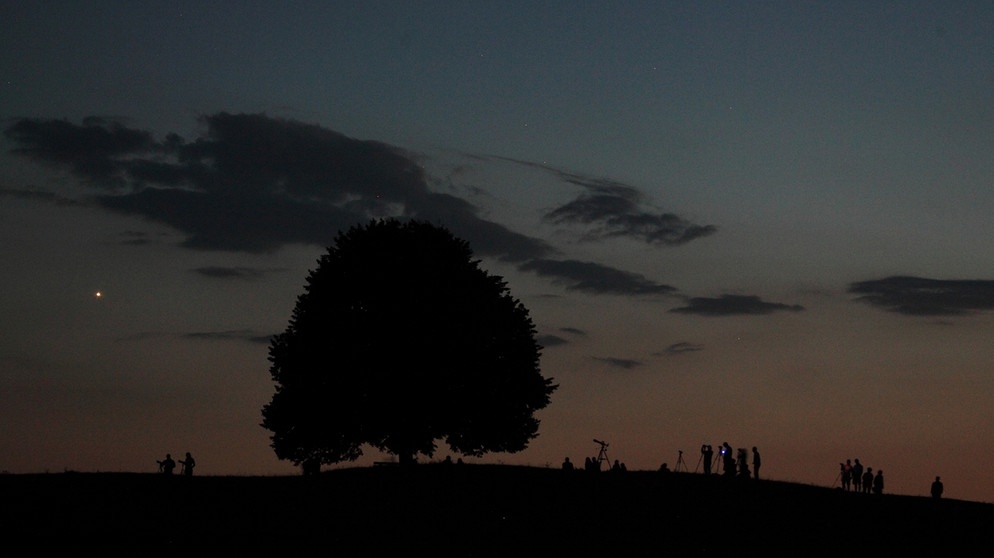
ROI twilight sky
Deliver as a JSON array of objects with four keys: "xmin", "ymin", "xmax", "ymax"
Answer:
[{"xmin": 3, "ymin": 1, "xmax": 994, "ymax": 501}]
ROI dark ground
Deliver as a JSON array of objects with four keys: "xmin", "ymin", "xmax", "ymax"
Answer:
[{"xmin": 2, "ymin": 464, "xmax": 990, "ymax": 556}]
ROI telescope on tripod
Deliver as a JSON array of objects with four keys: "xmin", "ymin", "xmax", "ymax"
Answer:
[{"xmin": 593, "ymin": 439, "xmax": 610, "ymax": 467}]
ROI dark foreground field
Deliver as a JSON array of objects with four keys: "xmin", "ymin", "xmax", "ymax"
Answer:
[{"xmin": 3, "ymin": 464, "xmax": 991, "ymax": 556}]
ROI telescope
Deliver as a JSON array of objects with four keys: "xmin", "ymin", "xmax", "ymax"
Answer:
[{"xmin": 593, "ymin": 439, "xmax": 608, "ymax": 447}]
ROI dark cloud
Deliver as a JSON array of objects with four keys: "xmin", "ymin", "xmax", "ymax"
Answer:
[
  {"xmin": 406, "ymin": 191, "xmax": 553, "ymax": 262},
  {"xmin": 183, "ymin": 329, "xmax": 271, "ymax": 344},
  {"xmin": 545, "ymin": 186, "xmax": 717, "ymax": 245},
  {"xmin": 518, "ymin": 259, "xmax": 677, "ymax": 296},
  {"xmin": 593, "ymin": 356, "xmax": 642, "ymax": 370},
  {"xmin": 535, "ymin": 327, "xmax": 585, "ymax": 348},
  {"xmin": 489, "ymin": 155, "xmax": 717, "ymax": 246},
  {"xmin": 849, "ymin": 276, "xmax": 994, "ymax": 316},
  {"xmin": 658, "ymin": 342, "xmax": 704, "ymax": 355},
  {"xmin": 0, "ymin": 188, "xmax": 82, "ymax": 206},
  {"xmin": 5, "ymin": 113, "xmax": 554, "ymax": 260},
  {"xmin": 191, "ymin": 266, "xmax": 284, "ymax": 280},
  {"xmin": 7, "ymin": 114, "xmax": 701, "ymax": 299},
  {"xmin": 4, "ymin": 117, "xmax": 156, "ymax": 184},
  {"xmin": 536, "ymin": 334, "xmax": 568, "ymax": 347},
  {"xmin": 117, "ymin": 230, "xmax": 165, "ymax": 246},
  {"xmin": 669, "ymin": 294, "xmax": 804, "ymax": 316}
]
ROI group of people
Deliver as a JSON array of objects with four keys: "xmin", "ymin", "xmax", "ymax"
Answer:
[
  {"xmin": 157, "ymin": 452, "xmax": 196, "ymax": 476},
  {"xmin": 838, "ymin": 459, "xmax": 884, "ymax": 494},
  {"xmin": 561, "ymin": 456, "xmax": 628, "ymax": 473},
  {"xmin": 700, "ymin": 443, "xmax": 761, "ymax": 479},
  {"xmin": 561, "ymin": 446, "xmax": 943, "ymax": 498},
  {"xmin": 562, "ymin": 442, "xmax": 761, "ymax": 479}
]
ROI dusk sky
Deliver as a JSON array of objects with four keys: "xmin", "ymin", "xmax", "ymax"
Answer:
[{"xmin": 3, "ymin": 2, "xmax": 994, "ymax": 501}]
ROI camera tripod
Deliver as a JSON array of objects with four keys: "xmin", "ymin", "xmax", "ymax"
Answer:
[
  {"xmin": 695, "ymin": 444, "xmax": 715, "ymax": 474},
  {"xmin": 674, "ymin": 450, "xmax": 688, "ymax": 472}
]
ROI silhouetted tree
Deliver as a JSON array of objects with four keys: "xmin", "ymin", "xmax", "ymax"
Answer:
[{"xmin": 262, "ymin": 219, "xmax": 557, "ymax": 468}]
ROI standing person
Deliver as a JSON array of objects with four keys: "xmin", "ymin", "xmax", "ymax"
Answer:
[
  {"xmin": 722, "ymin": 443, "xmax": 735, "ymax": 477},
  {"xmin": 157, "ymin": 453, "xmax": 176, "ymax": 475},
  {"xmin": 851, "ymin": 459, "xmax": 864, "ymax": 493},
  {"xmin": 862, "ymin": 467, "xmax": 874, "ymax": 494},
  {"xmin": 179, "ymin": 452, "xmax": 196, "ymax": 476},
  {"xmin": 842, "ymin": 459, "xmax": 853, "ymax": 491},
  {"xmin": 701, "ymin": 444, "xmax": 714, "ymax": 475},
  {"xmin": 736, "ymin": 448, "xmax": 750, "ymax": 478},
  {"xmin": 872, "ymin": 469, "xmax": 884, "ymax": 495},
  {"xmin": 752, "ymin": 447, "xmax": 761, "ymax": 480},
  {"xmin": 931, "ymin": 476, "xmax": 944, "ymax": 499},
  {"xmin": 561, "ymin": 456, "xmax": 574, "ymax": 471}
]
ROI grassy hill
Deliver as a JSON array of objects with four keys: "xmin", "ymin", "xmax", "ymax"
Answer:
[{"xmin": 3, "ymin": 464, "xmax": 990, "ymax": 556}]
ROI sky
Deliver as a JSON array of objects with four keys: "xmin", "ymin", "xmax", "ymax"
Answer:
[{"xmin": 2, "ymin": 1, "xmax": 994, "ymax": 501}]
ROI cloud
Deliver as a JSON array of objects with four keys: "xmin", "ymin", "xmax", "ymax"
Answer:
[
  {"xmin": 191, "ymin": 266, "xmax": 285, "ymax": 280},
  {"xmin": 183, "ymin": 329, "xmax": 272, "ymax": 344},
  {"xmin": 657, "ymin": 342, "xmax": 704, "ymax": 355},
  {"xmin": 545, "ymin": 186, "xmax": 717, "ymax": 245},
  {"xmin": 536, "ymin": 334, "xmax": 569, "ymax": 347},
  {"xmin": 593, "ymin": 356, "xmax": 643, "ymax": 370},
  {"xmin": 4, "ymin": 113, "xmax": 554, "ymax": 260},
  {"xmin": 4, "ymin": 117, "xmax": 156, "ymax": 185},
  {"xmin": 0, "ymin": 188, "xmax": 82, "ymax": 206},
  {"xmin": 518, "ymin": 259, "xmax": 677, "ymax": 296},
  {"xmin": 849, "ymin": 276, "xmax": 994, "ymax": 316},
  {"xmin": 6, "ymin": 113, "xmax": 708, "ymax": 300},
  {"xmin": 668, "ymin": 294, "xmax": 804, "ymax": 316},
  {"xmin": 489, "ymin": 155, "xmax": 717, "ymax": 245}
]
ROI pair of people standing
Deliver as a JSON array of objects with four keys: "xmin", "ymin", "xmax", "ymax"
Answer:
[
  {"xmin": 854, "ymin": 463, "xmax": 882, "ymax": 494},
  {"xmin": 158, "ymin": 452, "xmax": 196, "ymax": 476}
]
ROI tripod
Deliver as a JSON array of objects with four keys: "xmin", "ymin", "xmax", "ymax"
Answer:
[
  {"xmin": 674, "ymin": 450, "xmax": 688, "ymax": 472},
  {"xmin": 696, "ymin": 445, "xmax": 715, "ymax": 474},
  {"xmin": 593, "ymin": 439, "xmax": 610, "ymax": 469}
]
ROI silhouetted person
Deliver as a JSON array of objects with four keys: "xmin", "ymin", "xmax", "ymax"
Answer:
[
  {"xmin": 178, "ymin": 452, "xmax": 195, "ymax": 476},
  {"xmin": 852, "ymin": 459, "xmax": 864, "ymax": 493},
  {"xmin": 701, "ymin": 444, "xmax": 714, "ymax": 474},
  {"xmin": 872, "ymin": 470, "xmax": 884, "ymax": 495},
  {"xmin": 862, "ymin": 467, "xmax": 873, "ymax": 494},
  {"xmin": 158, "ymin": 453, "xmax": 176, "ymax": 475},
  {"xmin": 562, "ymin": 457, "xmax": 574, "ymax": 471},
  {"xmin": 612, "ymin": 459, "xmax": 623, "ymax": 472},
  {"xmin": 659, "ymin": 463, "xmax": 670, "ymax": 473},
  {"xmin": 722, "ymin": 443, "xmax": 734, "ymax": 477},
  {"xmin": 736, "ymin": 448, "xmax": 750, "ymax": 478},
  {"xmin": 842, "ymin": 459, "xmax": 852, "ymax": 491},
  {"xmin": 931, "ymin": 476, "xmax": 943, "ymax": 499},
  {"xmin": 584, "ymin": 457, "xmax": 593, "ymax": 472},
  {"xmin": 752, "ymin": 447, "xmax": 761, "ymax": 480}
]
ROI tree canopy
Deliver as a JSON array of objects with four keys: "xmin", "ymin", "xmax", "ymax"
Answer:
[{"xmin": 261, "ymin": 218, "xmax": 557, "ymax": 468}]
